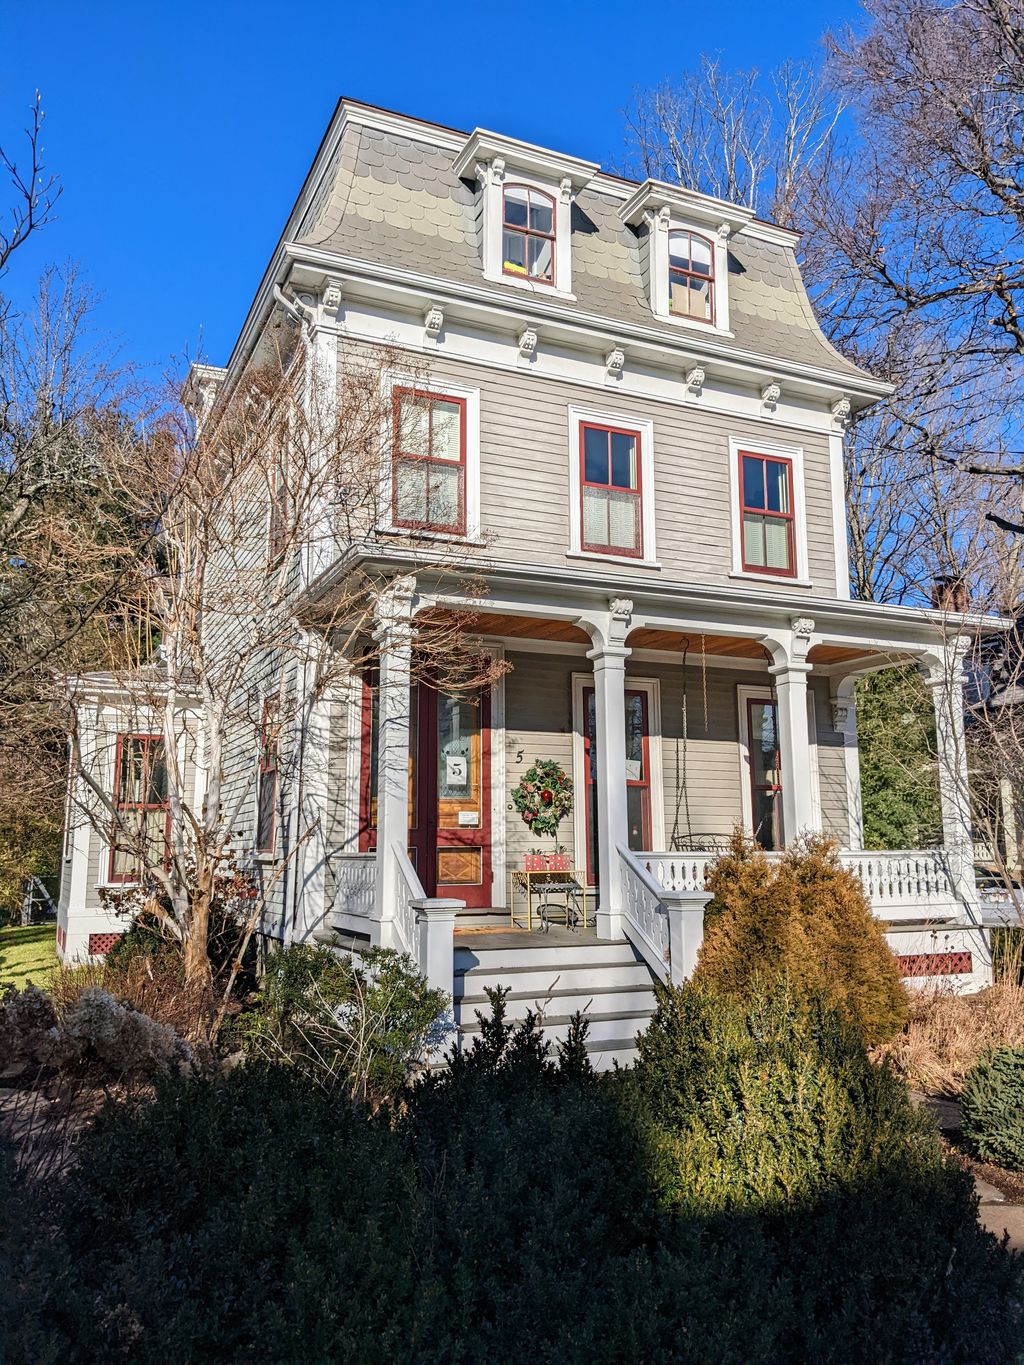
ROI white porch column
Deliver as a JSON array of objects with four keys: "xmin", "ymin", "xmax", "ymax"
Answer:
[
  {"xmin": 764, "ymin": 617, "xmax": 818, "ymax": 843},
  {"xmin": 372, "ymin": 576, "xmax": 417, "ymax": 944},
  {"xmin": 582, "ymin": 598, "xmax": 633, "ymax": 940},
  {"xmin": 921, "ymin": 643, "xmax": 978, "ymax": 908}
]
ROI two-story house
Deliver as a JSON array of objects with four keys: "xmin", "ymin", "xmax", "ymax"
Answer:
[{"xmin": 57, "ymin": 100, "xmax": 1001, "ymax": 1064}]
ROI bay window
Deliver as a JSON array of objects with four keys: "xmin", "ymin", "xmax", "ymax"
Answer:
[
  {"xmin": 580, "ymin": 422, "xmax": 643, "ymax": 558},
  {"xmin": 109, "ymin": 734, "xmax": 169, "ymax": 882},
  {"xmin": 392, "ymin": 388, "xmax": 467, "ymax": 534}
]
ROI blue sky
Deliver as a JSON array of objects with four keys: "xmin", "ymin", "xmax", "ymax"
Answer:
[{"xmin": 0, "ymin": 0, "xmax": 865, "ymax": 375}]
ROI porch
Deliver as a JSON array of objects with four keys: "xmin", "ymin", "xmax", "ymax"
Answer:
[{"xmin": 300, "ymin": 574, "xmax": 992, "ymax": 1038}]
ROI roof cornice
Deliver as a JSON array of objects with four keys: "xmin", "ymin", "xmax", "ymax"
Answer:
[{"xmin": 285, "ymin": 242, "xmax": 894, "ymax": 401}]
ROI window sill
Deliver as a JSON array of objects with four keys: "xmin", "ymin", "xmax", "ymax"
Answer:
[
  {"xmin": 483, "ymin": 270, "xmax": 576, "ymax": 303},
  {"xmin": 728, "ymin": 570, "xmax": 813, "ymax": 589},
  {"xmin": 654, "ymin": 311, "xmax": 734, "ymax": 339},
  {"xmin": 567, "ymin": 549, "xmax": 662, "ymax": 571}
]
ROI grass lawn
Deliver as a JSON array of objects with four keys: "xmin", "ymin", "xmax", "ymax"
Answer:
[{"xmin": 0, "ymin": 922, "xmax": 57, "ymax": 989}]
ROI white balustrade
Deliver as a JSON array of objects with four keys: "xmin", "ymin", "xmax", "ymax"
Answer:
[
  {"xmin": 640, "ymin": 847, "xmax": 962, "ymax": 922},
  {"xmin": 390, "ymin": 842, "xmax": 422, "ymax": 959},
  {"xmin": 618, "ymin": 846, "xmax": 671, "ymax": 983}
]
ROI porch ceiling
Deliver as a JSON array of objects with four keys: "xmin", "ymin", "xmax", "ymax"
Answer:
[{"xmin": 432, "ymin": 611, "xmax": 891, "ymax": 667}]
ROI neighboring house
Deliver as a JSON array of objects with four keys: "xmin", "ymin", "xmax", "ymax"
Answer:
[
  {"xmin": 58, "ymin": 100, "xmax": 1004, "ymax": 1060},
  {"xmin": 967, "ymin": 612, "xmax": 1024, "ymax": 882}
]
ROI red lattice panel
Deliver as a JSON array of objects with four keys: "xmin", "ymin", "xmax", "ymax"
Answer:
[
  {"xmin": 56, "ymin": 924, "xmax": 66, "ymax": 952},
  {"xmin": 897, "ymin": 951, "xmax": 973, "ymax": 978},
  {"xmin": 88, "ymin": 932, "xmax": 123, "ymax": 957}
]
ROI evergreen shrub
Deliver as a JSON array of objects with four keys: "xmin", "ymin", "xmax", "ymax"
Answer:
[
  {"xmin": 961, "ymin": 1046, "xmax": 1024, "ymax": 1170},
  {"xmin": 696, "ymin": 832, "xmax": 908, "ymax": 1043}
]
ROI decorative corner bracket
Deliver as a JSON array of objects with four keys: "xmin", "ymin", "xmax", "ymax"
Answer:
[
  {"xmin": 761, "ymin": 380, "xmax": 782, "ymax": 413},
  {"xmin": 518, "ymin": 326, "xmax": 538, "ymax": 359},
  {"xmin": 424, "ymin": 305, "xmax": 444, "ymax": 342},
  {"xmin": 685, "ymin": 365, "xmax": 706, "ymax": 396},
  {"xmin": 606, "ymin": 345, "xmax": 626, "ymax": 378},
  {"xmin": 831, "ymin": 396, "xmax": 852, "ymax": 428}
]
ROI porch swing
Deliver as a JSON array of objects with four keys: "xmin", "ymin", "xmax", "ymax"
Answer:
[{"xmin": 670, "ymin": 634, "xmax": 729, "ymax": 853}]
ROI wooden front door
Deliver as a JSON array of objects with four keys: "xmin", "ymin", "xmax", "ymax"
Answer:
[
  {"xmin": 412, "ymin": 685, "xmax": 492, "ymax": 907},
  {"xmin": 582, "ymin": 686, "xmax": 653, "ymax": 886},
  {"xmin": 359, "ymin": 678, "xmax": 493, "ymax": 907}
]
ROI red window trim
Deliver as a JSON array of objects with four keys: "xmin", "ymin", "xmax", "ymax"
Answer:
[
  {"xmin": 108, "ymin": 733, "xmax": 170, "ymax": 884},
  {"xmin": 579, "ymin": 420, "xmax": 644, "ymax": 559},
  {"xmin": 582, "ymin": 686, "xmax": 653, "ymax": 886},
  {"xmin": 738, "ymin": 449, "xmax": 797, "ymax": 578},
  {"xmin": 502, "ymin": 184, "xmax": 556, "ymax": 286},
  {"xmin": 256, "ymin": 699, "xmax": 280, "ymax": 853},
  {"xmin": 668, "ymin": 229, "xmax": 715, "ymax": 324},
  {"xmin": 391, "ymin": 387, "xmax": 468, "ymax": 536}
]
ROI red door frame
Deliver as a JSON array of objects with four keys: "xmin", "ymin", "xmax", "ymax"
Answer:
[
  {"xmin": 582, "ymin": 687, "xmax": 653, "ymax": 887},
  {"xmin": 358, "ymin": 676, "xmax": 493, "ymax": 907},
  {"xmin": 745, "ymin": 695, "xmax": 783, "ymax": 849}
]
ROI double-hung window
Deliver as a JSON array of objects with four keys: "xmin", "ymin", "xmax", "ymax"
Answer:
[
  {"xmin": 392, "ymin": 388, "xmax": 467, "ymax": 534},
  {"xmin": 580, "ymin": 422, "xmax": 643, "ymax": 558},
  {"xmin": 502, "ymin": 185, "xmax": 555, "ymax": 285},
  {"xmin": 668, "ymin": 230, "xmax": 714, "ymax": 323},
  {"xmin": 739, "ymin": 450, "xmax": 796, "ymax": 576},
  {"xmin": 109, "ymin": 734, "xmax": 169, "ymax": 882},
  {"xmin": 256, "ymin": 699, "xmax": 280, "ymax": 853}
]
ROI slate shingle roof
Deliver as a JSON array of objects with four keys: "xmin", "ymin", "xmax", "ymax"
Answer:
[{"xmin": 297, "ymin": 122, "xmax": 869, "ymax": 383}]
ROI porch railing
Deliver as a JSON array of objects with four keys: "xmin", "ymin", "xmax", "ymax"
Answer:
[
  {"xmin": 619, "ymin": 846, "xmax": 671, "ymax": 984},
  {"xmin": 640, "ymin": 847, "xmax": 962, "ymax": 921},
  {"xmin": 391, "ymin": 842, "xmax": 422, "ymax": 959}
]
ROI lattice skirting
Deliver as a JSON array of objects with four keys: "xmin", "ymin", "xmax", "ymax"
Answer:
[
  {"xmin": 896, "ymin": 951, "xmax": 973, "ymax": 978},
  {"xmin": 88, "ymin": 932, "xmax": 123, "ymax": 956}
]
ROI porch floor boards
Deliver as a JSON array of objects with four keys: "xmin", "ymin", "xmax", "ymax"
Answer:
[{"xmin": 453, "ymin": 924, "xmax": 612, "ymax": 950}]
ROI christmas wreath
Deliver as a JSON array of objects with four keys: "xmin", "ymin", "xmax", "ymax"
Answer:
[{"xmin": 512, "ymin": 759, "xmax": 573, "ymax": 837}]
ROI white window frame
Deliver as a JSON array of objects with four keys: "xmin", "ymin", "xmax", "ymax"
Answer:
[
  {"xmin": 736, "ymin": 683, "xmax": 819, "ymax": 839},
  {"xmin": 481, "ymin": 167, "xmax": 576, "ymax": 300},
  {"xmin": 571, "ymin": 673, "xmax": 666, "ymax": 870},
  {"xmin": 566, "ymin": 403, "xmax": 658, "ymax": 568},
  {"xmin": 728, "ymin": 434, "xmax": 811, "ymax": 586},
  {"xmin": 649, "ymin": 214, "xmax": 732, "ymax": 336},
  {"xmin": 381, "ymin": 374, "xmax": 481, "ymax": 542}
]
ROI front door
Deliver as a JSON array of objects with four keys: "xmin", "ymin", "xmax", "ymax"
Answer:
[
  {"xmin": 582, "ymin": 687, "xmax": 653, "ymax": 886},
  {"xmin": 412, "ymin": 686, "xmax": 492, "ymax": 907},
  {"xmin": 359, "ymin": 678, "xmax": 493, "ymax": 908}
]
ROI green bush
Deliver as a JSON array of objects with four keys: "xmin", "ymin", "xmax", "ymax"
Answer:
[
  {"xmin": 238, "ymin": 942, "xmax": 448, "ymax": 1108},
  {"xmin": 962, "ymin": 1046, "xmax": 1024, "ymax": 1170},
  {"xmin": 3, "ymin": 987, "xmax": 1021, "ymax": 1365},
  {"xmin": 697, "ymin": 833, "xmax": 908, "ymax": 1044}
]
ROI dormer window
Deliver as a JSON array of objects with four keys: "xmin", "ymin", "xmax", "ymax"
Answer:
[
  {"xmin": 502, "ymin": 186, "xmax": 555, "ymax": 284},
  {"xmin": 453, "ymin": 129, "xmax": 598, "ymax": 300},
  {"xmin": 620, "ymin": 181, "xmax": 753, "ymax": 334},
  {"xmin": 668, "ymin": 230, "xmax": 714, "ymax": 323}
]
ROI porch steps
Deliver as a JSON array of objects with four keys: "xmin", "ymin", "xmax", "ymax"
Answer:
[{"xmin": 453, "ymin": 936, "xmax": 659, "ymax": 1071}]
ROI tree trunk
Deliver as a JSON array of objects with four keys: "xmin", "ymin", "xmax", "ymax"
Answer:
[{"xmin": 182, "ymin": 865, "xmax": 214, "ymax": 991}]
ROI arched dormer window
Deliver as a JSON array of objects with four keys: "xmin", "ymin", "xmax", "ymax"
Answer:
[
  {"xmin": 668, "ymin": 230, "xmax": 714, "ymax": 322},
  {"xmin": 502, "ymin": 185, "xmax": 555, "ymax": 284}
]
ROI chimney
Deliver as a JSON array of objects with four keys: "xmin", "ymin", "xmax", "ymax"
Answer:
[{"xmin": 931, "ymin": 573, "xmax": 970, "ymax": 613}]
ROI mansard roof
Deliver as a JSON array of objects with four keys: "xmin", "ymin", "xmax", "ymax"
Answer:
[{"xmin": 289, "ymin": 101, "xmax": 870, "ymax": 384}]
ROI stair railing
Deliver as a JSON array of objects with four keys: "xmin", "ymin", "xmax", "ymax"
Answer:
[{"xmin": 619, "ymin": 846, "xmax": 710, "ymax": 987}]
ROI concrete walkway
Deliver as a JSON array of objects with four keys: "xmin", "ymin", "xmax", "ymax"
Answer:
[{"xmin": 912, "ymin": 1091, "xmax": 1024, "ymax": 1251}]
